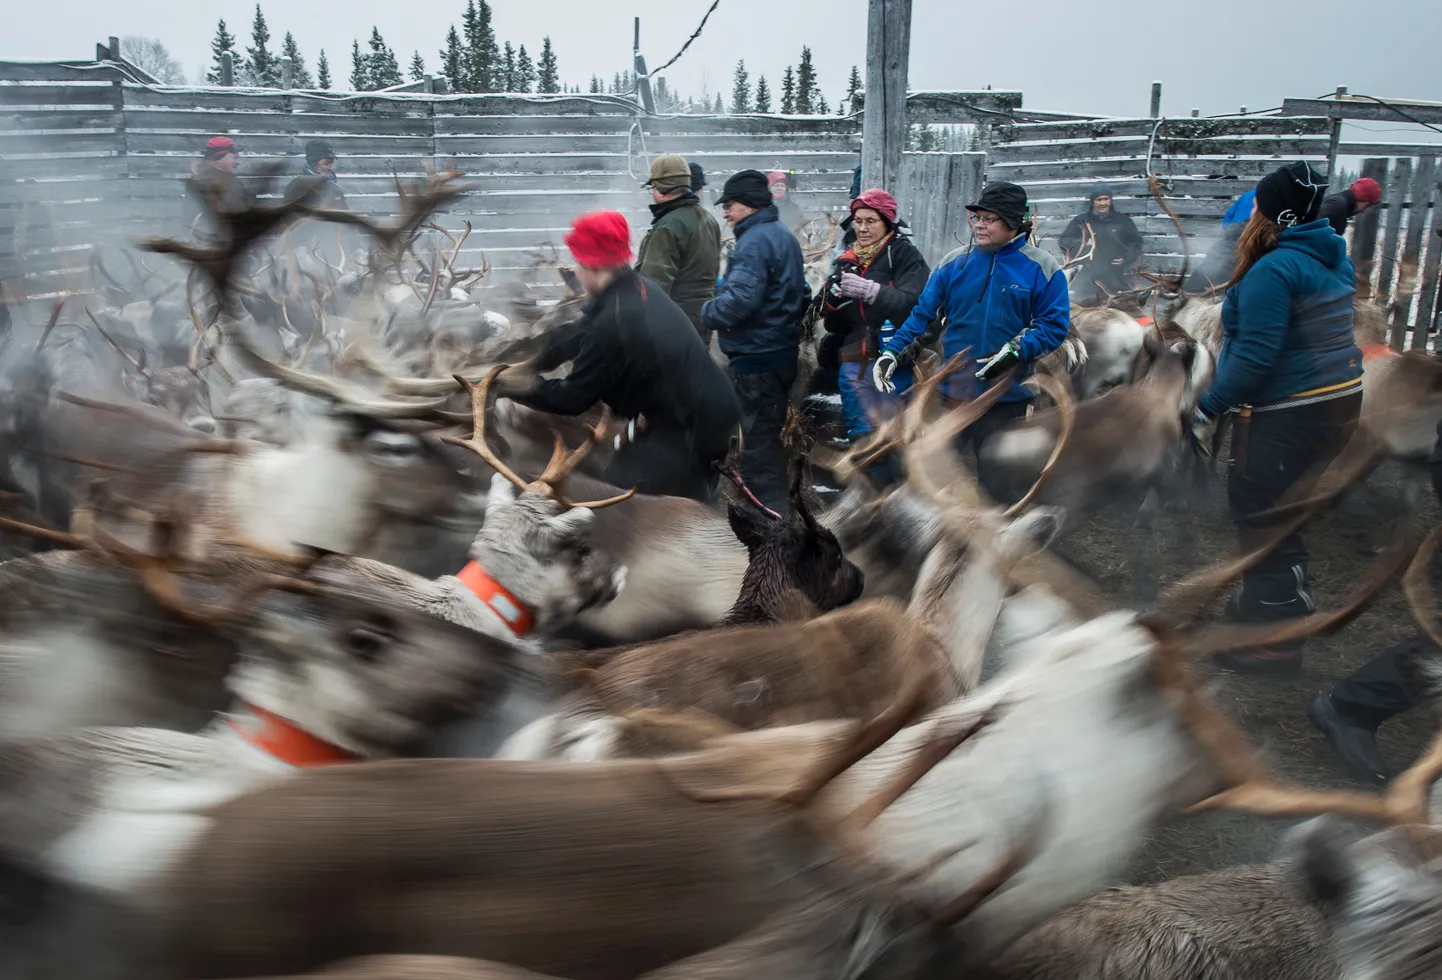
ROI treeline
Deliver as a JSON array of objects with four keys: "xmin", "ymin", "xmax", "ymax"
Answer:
[{"xmin": 727, "ymin": 49, "xmax": 847, "ymax": 115}]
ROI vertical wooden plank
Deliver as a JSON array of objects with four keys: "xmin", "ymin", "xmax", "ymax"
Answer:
[
  {"xmin": 1393, "ymin": 156, "xmax": 1436, "ymax": 340},
  {"xmin": 1378, "ymin": 157, "xmax": 1411, "ymax": 323},
  {"xmin": 1352, "ymin": 158, "xmax": 1389, "ymax": 301},
  {"xmin": 1415, "ymin": 169, "xmax": 1442, "ymax": 345},
  {"xmin": 861, "ymin": 0, "xmax": 912, "ymax": 191}
]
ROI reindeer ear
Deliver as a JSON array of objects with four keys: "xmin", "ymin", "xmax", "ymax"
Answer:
[
  {"xmin": 727, "ymin": 504, "xmax": 768, "ymax": 554},
  {"xmin": 544, "ymin": 508, "xmax": 594, "ymax": 539},
  {"xmin": 1287, "ymin": 818, "xmax": 1356, "ymax": 906},
  {"xmin": 486, "ymin": 473, "xmax": 518, "ymax": 509}
]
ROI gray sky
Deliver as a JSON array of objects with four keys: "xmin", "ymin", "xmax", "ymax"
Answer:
[{"xmin": 5, "ymin": 0, "xmax": 1442, "ymax": 121}]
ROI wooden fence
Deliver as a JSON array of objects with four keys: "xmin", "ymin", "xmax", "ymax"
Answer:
[
  {"xmin": 988, "ymin": 115, "xmax": 1333, "ymax": 278},
  {"xmin": 0, "ymin": 59, "xmax": 863, "ymax": 299}
]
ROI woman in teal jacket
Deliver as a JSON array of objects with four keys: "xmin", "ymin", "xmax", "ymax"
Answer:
[{"xmin": 1191, "ymin": 161, "xmax": 1363, "ymax": 675}]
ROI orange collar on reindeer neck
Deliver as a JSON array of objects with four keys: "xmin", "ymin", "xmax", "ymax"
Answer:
[
  {"xmin": 455, "ymin": 561, "xmax": 535, "ymax": 637},
  {"xmin": 1361, "ymin": 343, "xmax": 1395, "ymax": 363},
  {"xmin": 228, "ymin": 703, "xmax": 361, "ymax": 767}
]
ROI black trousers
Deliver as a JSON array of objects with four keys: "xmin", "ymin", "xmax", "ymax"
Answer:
[
  {"xmin": 733, "ymin": 363, "xmax": 798, "ymax": 515},
  {"xmin": 1330, "ymin": 635, "xmax": 1428, "ymax": 731},
  {"xmin": 951, "ymin": 399, "xmax": 1032, "ymax": 504},
  {"xmin": 1227, "ymin": 392, "xmax": 1361, "ymax": 625},
  {"xmin": 603, "ymin": 423, "xmax": 720, "ymax": 504}
]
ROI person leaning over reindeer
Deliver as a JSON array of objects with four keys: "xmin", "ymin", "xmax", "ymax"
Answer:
[
  {"xmin": 1056, "ymin": 181, "xmax": 1143, "ymax": 305},
  {"xmin": 818, "ymin": 187, "xmax": 931, "ymax": 489},
  {"xmin": 495, "ymin": 210, "xmax": 741, "ymax": 503},
  {"xmin": 186, "ymin": 136, "xmax": 255, "ymax": 238},
  {"xmin": 635, "ymin": 154, "xmax": 722, "ymax": 347},
  {"xmin": 1188, "ymin": 161, "xmax": 1363, "ymax": 676},
  {"xmin": 701, "ymin": 170, "xmax": 809, "ymax": 516},
  {"xmin": 878, "ymin": 181, "xmax": 1070, "ymax": 501}
]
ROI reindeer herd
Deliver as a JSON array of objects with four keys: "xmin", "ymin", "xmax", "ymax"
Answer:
[{"xmin": 4, "ymin": 169, "xmax": 1442, "ymax": 979}]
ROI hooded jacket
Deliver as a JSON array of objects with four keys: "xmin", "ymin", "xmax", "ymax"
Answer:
[
  {"xmin": 284, "ymin": 167, "xmax": 347, "ymax": 210},
  {"xmin": 1057, "ymin": 184, "xmax": 1143, "ymax": 277},
  {"xmin": 1199, "ymin": 219, "xmax": 1362, "ymax": 416},
  {"xmin": 701, "ymin": 205, "xmax": 809, "ymax": 372},
  {"xmin": 519, "ymin": 268, "xmax": 741, "ymax": 466},
  {"xmin": 635, "ymin": 192, "xmax": 721, "ymax": 335},
  {"xmin": 1318, "ymin": 189, "xmax": 1361, "ymax": 238},
  {"xmin": 821, "ymin": 232, "xmax": 931, "ymax": 362},
  {"xmin": 886, "ymin": 235, "xmax": 1070, "ymax": 403}
]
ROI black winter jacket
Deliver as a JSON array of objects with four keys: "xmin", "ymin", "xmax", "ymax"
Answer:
[
  {"xmin": 1057, "ymin": 208, "xmax": 1143, "ymax": 276},
  {"xmin": 821, "ymin": 233, "xmax": 931, "ymax": 362},
  {"xmin": 520, "ymin": 269, "xmax": 741, "ymax": 467},
  {"xmin": 701, "ymin": 205, "xmax": 809, "ymax": 372},
  {"xmin": 1319, "ymin": 189, "xmax": 1360, "ymax": 238}
]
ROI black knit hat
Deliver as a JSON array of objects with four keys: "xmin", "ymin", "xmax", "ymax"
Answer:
[
  {"xmin": 718, "ymin": 170, "xmax": 773, "ymax": 209},
  {"xmin": 689, "ymin": 162, "xmax": 707, "ymax": 191},
  {"xmin": 1255, "ymin": 162, "xmax": 1328, "ymax": 228},
  {"xmin": 967, "ymin": 181, "xmax": 1029, "ymax": 230},
  {"xmin": 305, "ymin": 138, "xmax": 336, "ymax": 164}
]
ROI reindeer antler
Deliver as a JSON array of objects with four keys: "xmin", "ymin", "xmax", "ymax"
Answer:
[{"xmin": 1148, "ymin": 174, "xmax": 1190, "ymax": 290}]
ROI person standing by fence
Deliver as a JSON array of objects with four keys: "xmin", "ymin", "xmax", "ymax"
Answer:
[
  {"xmin": 1188, "ymin": 161, "xmax": 1363, "ymax": 676},
  {"xmin": 878, "ymin": 181, "xmax": 1069, "ymax": 499},
  {"xmin": 284, "ymin": 139, "xmax": 347, "ymax": 210},
  {"xmin": 768, "ymin": 171, "xmax": 802, "ymax": 229},
  {"xmin": 1057, "ymin": 182, "xmax": 1143, "ymax": 304},
  {"xmin": 819, "ymin": 188, "xmax": 930, "ymax": 488},
  {"xmin": 186, "ymin": 136, "xmax": 254, "ymax": 236},
  {"xmin": 1187, "ymin": 188, "xmax": 1256, "ymax": 291},
  {"xmin": 635, "ymin": 155, "xmax": 721, "ymax": 346},
  {"xmin": 1319, "ymin": 176, "xmax": 1382, "ymax": 238},
  {"xmin": 702, "ymin": 170, "xmax": 808, "ymax": 514}
]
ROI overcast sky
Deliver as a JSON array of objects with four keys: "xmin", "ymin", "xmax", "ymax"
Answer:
[{"xmin": 5, "ymin": 0, "xmax": 1441, "ymax": 123}]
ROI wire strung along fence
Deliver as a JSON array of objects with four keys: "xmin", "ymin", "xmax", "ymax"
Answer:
[
  {"xmin": 0, "ymin": 58, "xmax": 863, "ymax": 302},
  {"xmin": 987, "ymin": 115, "xmax": 1333, "ymax": 280}
]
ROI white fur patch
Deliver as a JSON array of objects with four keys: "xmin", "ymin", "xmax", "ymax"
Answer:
[{"xmin": 988, "ymin": 427, "xmax": 1055, "ymax": 465}]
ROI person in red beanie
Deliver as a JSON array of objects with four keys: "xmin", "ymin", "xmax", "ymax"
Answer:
[
  {"xmin": 1319, "ymin": 176, "xmax": 1382, "ymax": 238},
  {"xmin": 498, "ymin": 210, "xmax": 741, "ymax": 502},
  {"xmin": 767, "ymin": 170, "xmax": 802, "ymax": 228},
  {"xmin": 186, "ymin": 135, "xmax": 255, "ymax": 235},
  {"xmin": 818, "ymin": 187, "xmax": 931, "ymax": 488}
]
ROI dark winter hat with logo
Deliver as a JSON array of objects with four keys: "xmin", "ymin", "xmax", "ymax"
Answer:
[
  {"xmin": 718, "ymin": 170, "xmax": 774, "ymax": 209},
  {"xmin": 305, "ymin": 139, "xmax": 337, "ymax": 164},
  {"xmin": 967, "ymin": 181, "xmax": 1029, "ymax": 229},
  {"xmin": 1255, "ymin": 161, "xmax": 1328, "ymax": 228}
]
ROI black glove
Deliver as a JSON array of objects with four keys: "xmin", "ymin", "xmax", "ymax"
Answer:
[
  {"xmin": 817, "ymin": 332, "xmax": 845, "ymax": 372},
  {"xmin": 976, "ymin": 341, "xmax": 1022, "ymax": 382}
]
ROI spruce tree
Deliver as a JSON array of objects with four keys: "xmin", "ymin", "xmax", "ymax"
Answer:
[
  {"xmin": 460, "ymin": 1, "xmax": 480, "ymax": 92},
  {"xmin": 780, "ymin": 66, "xmax": 796, "ymax": 114},
  {"xmin": 282, "ymin": 33, "xmax": 313, "ymax": 88},
  {"xmin": 730, "ymin": 60, "xmax": 749, "ymax": 116},
  {"xmin": 845, "ymin": 65, "xmax": 863, "ymax": 112},
  {"xmin": 753, "ymin": 75, "xmax": 772, "ymax": 113},
  {"xmin": 794, "ymin": 46, "xmax": 816, "ymax": 113},
  {"xmin": 589, "ymin": 74, "xmax": 602, "ymax": 94},
  {"xmin": 316, "ymin": 50, "xmax": 331, "ymax": 89},
  {"xmin": 815, "ymin": 91, "xmax": 829, "ymax": 114},
  {"xmin": 349, "ymin": 40, "xmax": 368, "ymax": 91},
  {"xmin": 472, "ymin": 0, "xmax": 500, "ymax": 91},
  {"xmin": 501, "ymin": 42, "xmax": 516, "ymax": 91},
  {"xmin": 536, "ymin": 37, "xmax": 559, "ymax": 93},
  {"xmin": 713, "ymin": 94, "xmax": 724, "ymax": 113},
  {"xmin": 515, "ymin": 45, "xmax": 535, "ymax": 93},
  {"xmin": 244, "ymin": 4, "xmax": 280, "ymax": 87},
  {"xmin": 439, "ymin": 26, "xmax": 465, "ymax": 94},
  {"xmin": 367, "ymin": 28, "xmax": 402, "ymax": 89},
  {"xmin": 206, "ymin": 19, "xmax": 240, "ymax": 84}
]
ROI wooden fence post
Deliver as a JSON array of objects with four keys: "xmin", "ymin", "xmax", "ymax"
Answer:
[
  {"xmin": 1379, "ymin": 157, "xmax": 1412, "ymax": 335},
  {"xmin": 1393, "ymin": 156, "xmax": 1437, "ymax": 338},
  {"xmin": 861, "ymin": 0, "xmax": 912, "ymax": 191},
  {"xmin": 281, "ymin": 57, "xmax": 293, "ymax": 90},
  {"xmin": 220, "ymin": 52, "xmax": 234, "ymax": 87},
  {"xmin": 1352, "ymin": 157, "xmax": 1388, "ymax": 301},
  {"xmin": 1325, "ymin": 85, "xmax": 1347, "ymax": 182},
  {"xmin": 1149, "ymin": 81, "xmax": 1162, "ymax": 119},
  {"xmin": 1415, "ymin": 172, "xmax": 1442, "ymax": 344}
]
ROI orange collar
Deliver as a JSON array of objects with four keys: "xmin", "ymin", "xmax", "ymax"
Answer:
[
  {"xmin": 1361, "ymin": 343, "xmax": 1395, "ymax": 363},
  {"xmin": 228, "ymin": 703, "xmax": 360, "ymax": 767},
  {"xmin": 1136, "ymin": 316, "xmax": 1154, "ymax": 326},
  {"xmin": 456, "ymin": 561, "xmax": 535, "ymax": 637}
]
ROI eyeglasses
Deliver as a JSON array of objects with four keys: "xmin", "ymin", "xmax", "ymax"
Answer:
[
  {"xmin": 852, "ymin": 217, "xmax": 885, "ymax": 228},
  {"xmin": 969, "ymin": 212, "xmax": 1005, "ymax": 226}
]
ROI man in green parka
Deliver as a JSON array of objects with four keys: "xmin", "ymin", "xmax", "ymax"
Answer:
[{"xmin": 636, "ymin": 154, "xmax": 722, "ymax": 345}]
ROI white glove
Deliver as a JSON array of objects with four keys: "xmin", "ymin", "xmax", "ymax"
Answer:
[
  {"xmin": 976, "ymin": 341, "xmax": 1022, "ymax": 381},
  {"xmin": 872, "ymin": 352, "xmax": 899, "ymax": 394}
]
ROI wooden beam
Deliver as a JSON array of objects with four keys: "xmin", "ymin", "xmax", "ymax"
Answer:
[
  {"xmin": 1379, "ymin": 157, "xmax": 1412, "ymax": 331},
  {"xmin": 861, "ymin": 0, "xmax": 912, "ymax": 192},
  {"xmin": 1338, "ymin": 142, "xmax": 1442, "ymax": 158},
  {"xmin": 1352, "ymin": 158, "xmax": 1388, "ymax": 300},
  {"xmin": 1415, "ymin": 176, "xmax": 1442, "ymax": 342},
  {"xmin": 1394, "ymin": 157, "xmax": 1438, "ymax": 334},
  {"xmin": 1282, "ymin": 97, "xmax": 1442, "ymax": 126}
]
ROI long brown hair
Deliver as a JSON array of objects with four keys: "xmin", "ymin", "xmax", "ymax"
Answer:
[{"xmin": 1229, "ymin": 209, "xmax": 1280, "ymax": 286}]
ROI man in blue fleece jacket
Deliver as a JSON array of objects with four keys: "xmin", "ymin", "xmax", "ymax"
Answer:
[
  {"xmin": 875, "ymin": 181, "xmax": 1070, "ymax": 498},
  {"xmin": 1191, "ymin": 161, "xmax": 1363, "ymax": 675}
]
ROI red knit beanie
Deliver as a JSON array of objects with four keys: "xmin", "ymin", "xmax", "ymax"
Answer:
[
  {"xmin": 565, "ymin": 211, "xmax": 633, "ymax": 268},
  {"xmin": 204, "ymin": 135, "xmax": 238, "ymax": 159},
  {"xmin": 851, "ymin": 188, "xmax": 899, "ymax": 226},
  {"xmin": 1351, "ymin": 177, "xmax": 1381, "ymax": 205}
]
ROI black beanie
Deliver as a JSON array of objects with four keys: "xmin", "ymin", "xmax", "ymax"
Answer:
[
  {"xmin": 967, "ymin": 181, "xmax": 1029, "ymax": 229},
  {"xmin": 718, "ymin": 170, "xmax": 774, "ymax": 210},
  {"xmin": 1255, "ymin": 162, "xmax": 1327, "ymax": 228},
  {"xmin": 305, "ymin": 138, "xmax": 336, "ymax": 164},
  {"xmin": 689, "ymin": 162, "xmax": 707, "ymax": 192}
]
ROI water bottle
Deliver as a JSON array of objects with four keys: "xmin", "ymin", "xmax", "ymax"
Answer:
[{"xmin": 880, "ymin": 319, "xmax": 896, "ymax": 348}]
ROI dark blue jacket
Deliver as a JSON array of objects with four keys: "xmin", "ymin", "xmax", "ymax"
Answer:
[
  {"xmin": 886, "ymin": 235, "xmax": 1070, "ymax": 402},
  {"xmin": 1223, "ymin": 190, "xmax": 1256, "ymax": 227},
  {"xmin": 1199, "ymin": 219, "xmax": 1362, "ymax": 416},
  {"xmin": 701, "ymin": 205, "xmax": 808, "ymax": 373}
]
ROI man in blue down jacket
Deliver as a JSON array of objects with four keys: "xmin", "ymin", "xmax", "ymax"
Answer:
[
  {"xmin": 701, "ymin": 170, "xmax": 809, "ymax": 514},
  {"xmin": 875, "ymin": 181, "xmax": 1070, "ymax": 498},
  {"xmin": 1190, "ymin": 161, "xmax": 1363, "ymax": 676}
]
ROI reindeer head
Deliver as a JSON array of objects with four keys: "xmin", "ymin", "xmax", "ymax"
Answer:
[
  {"xmin": 1290, "ymin": 819, "xmax": 1442, "ymax": 980},
  {"xmin": 226, "ymin": 557, "xmax": 520, "ymax": 757},
  {"xmin": 724, "ymin": 463, "xmax": 865, "ymax": 623}
]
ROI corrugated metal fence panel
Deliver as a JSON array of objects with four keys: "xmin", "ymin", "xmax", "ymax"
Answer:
[
  {"xmin": 992, "ymin": 115, "xmax": 1332, "ymax": 278},
  {"xmin": 0, "ymin": 65, "xmax": 865, "ymax": 288}
]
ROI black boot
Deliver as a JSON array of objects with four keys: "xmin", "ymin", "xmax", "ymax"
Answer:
[
  {"xmin": 1306, "ymin": 694, "xmax": 1390, "ymax": 787},
  {"xmin": 1215, "ymin": 567, "xmax": 1314, "ymax": 677}
]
